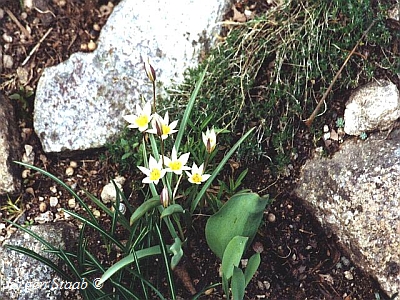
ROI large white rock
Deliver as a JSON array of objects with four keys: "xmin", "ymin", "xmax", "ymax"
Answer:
[
  {"xmin": 34, "ymin": 0, "xmax": 231, "ymax": 153},
  {"xmin": 295, "ymin": 129, "xmax": 400, "ymax": 297},
  {"xmin": 344, "ymin": 80, "xmax": 400, "ymax": 136}
]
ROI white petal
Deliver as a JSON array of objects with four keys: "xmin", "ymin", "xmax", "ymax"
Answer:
[{"xmin": 138, "ymin": 166, "xmax": 150, "ymax": 176}]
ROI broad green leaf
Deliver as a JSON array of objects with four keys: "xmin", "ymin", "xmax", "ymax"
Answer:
[
  {"xmin": 130, "ymin": 198, "xmax": 160, "ymax": 225},
  {"xmin": 205, "ymin": 192, "xmax": 270, "ymax": 259},
  {"xmin": 231, "ymin": 267, "xmax": 245, "ymax": 300},
  {"xmin": 221, "ymin": 236, "xmax": 248, "ymax": 280},
  {"xmin": 160, "ymin": 204, "xmax": 184, "ymax": 219},
  {"xmin": 244, "ymin": 253, "xmax": 261, "ymax": 287}
]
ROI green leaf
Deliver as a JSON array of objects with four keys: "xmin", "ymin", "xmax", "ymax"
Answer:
[
  {"xmin": 160, "ymin": 204, "xmax": 184, "ymax": 219},
  {"xmin": 190, "ymin": 127, "xmax": 256, "ymax": 212},
  {"xmin": 174, "ymin": 64, "xmax": 209, "ymax": 151},
  {"xmin": 221, "ymin": 236, "xmax": 248, "ymax": 280},
  {"xmin": 244, "ymin": 253, "xmax": 261, "ymax": 287},
  {"xmin": 169, "ymin": 237, "xmax": 183, "ymax": 270},
  {"xmin": 205, "ymin": 192, "xmax": 270, "ymax": 259},
  {"xmin": 231, "ymin": 267, "xmax": 246, "ymax": 300},
  {"xmin": 99, "ymin": 245, "xmax": 161, "ymax": 285},
  {"xmin": 130, "ymin": 197, "xmax": 160, "ymax": 225}
]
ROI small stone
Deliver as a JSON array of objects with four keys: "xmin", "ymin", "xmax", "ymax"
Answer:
[
  {"xmin": 263, "ymin": 281, "xmax": 270, "ymax": 290},
  {"xmin": 35, "ymin": 211, "xmax": 53, "ymax": 223},
  {"xmin": 39, "ymin": 201, "xmax": 47, "ymax": 213},
  {"xmin": 93, "ymin": 23, "xmax": 101, "ymax": 31},
  {"xmin": 93, "ymin": 209, "xmax": 101, "ymax": 217},
  {"xmin": 68, "ymin": 198, "xmax": 76, "ymax": 208},
  {"xmin": 65, "ymin": 166, "xmax": 74, "ymax": 176},
  {"xmin": 25, "ymin": 187, "xmax": 35, "ymax": 196},
  {"xmin": 49, "ymin": 197, "xmax": 58, "ymax": 207},
  {"xmin": 87, "ymin": 40, "xmax": 97, "ymax": 51},
  {"xmin": 69, "ymin": 161, "xmax": 78, "ymax": 168},
  {"xmin": 241, "ymin": 258, "xmax": 248, "ymax": 268},
  {"xmin": 3, "ymin": 54, "xmax": 13, "ymax": 69},
  {"xmin": 101, "ymin": 176, "xmax": 125, "ymax": 203},
  {"xmin": 2, "ymin": 33, "xmax": 12, "ymax": 43},
  {"xmin": 49, "ymin": 185, "xmax": 57, "ymax": 194},
  {"xmin": 267, "ymin": 213, "xmax": 276, "ymax": 222},
  {"xmin": 344, "ymin": 270, "xmax": 354, "ymax": 280},
  {"xmin": 204, "ymin": 288, "xmax": 214, "ymax": 296},
  {"xmin": 22, "ymin": 169, "xmax": 31, "ymax": 179}
]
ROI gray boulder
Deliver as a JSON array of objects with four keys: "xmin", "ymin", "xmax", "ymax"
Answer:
[
  {"xmin": 344, "ymin": 80, "xmax": 400, "ymax": 136},
  {"xmin": 0, "ymin": 92, "xmax": 21, "ymax": 195},
  {"xmin": 295, "ymin": 129, "xmax": 400, "ymax": 297},
  {"xmin": 34, "ymin": 0, "xmax": 232, "ymax": 153},
  {"xmin": 0, "ymin": 223, "xmax": 78, "ymax": 300}
]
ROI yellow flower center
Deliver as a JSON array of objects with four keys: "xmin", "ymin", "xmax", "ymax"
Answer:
[
  {"xmin": 169, "ymin": 161, "xmax": 182, "ymax": 171},
  {"xmin": 149, "ymin": 168, "xmax": 161, "ymax": 181},
  {"xmin": 136, "ymin": 115, "xmax": 149, "ymax": 127},
  {"xmin": 162, "ymin": 124, "xmax": 171, "ymax": 135},
  {"xmin": 191, "ymin": 173, "xmax": 202, "ymax": 184}
]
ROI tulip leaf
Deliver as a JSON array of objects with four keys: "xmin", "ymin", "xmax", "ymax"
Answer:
[
  {"xmin": 205, "ymin": 192, "xmax": 270, "ymax": 259},
  {"xmin": 231, "ymin": 267, "xmax": 246, "ymax": 300},
  {"xmin": 221, "ymin": 235, "xmax": 248, "ymax": 280},
  {"xmin": 130, "ymin": 197, "xmax": 160, "ymax": 225},
  {"xmin": 244, "ymin": 253, "xmax": 261, "ymax": 287},
  {"xmin": 160, "ymin": 204, "xmax": 184, "ymax": 219}
]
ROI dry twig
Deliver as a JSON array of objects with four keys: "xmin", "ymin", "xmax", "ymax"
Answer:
[
  {"xmin": 22, "ymin": 27, "xmax": 53, "ymax": 66},
  {"xmin": 4, "ymin": 8, "xmax": 32, "ymax": 40}
]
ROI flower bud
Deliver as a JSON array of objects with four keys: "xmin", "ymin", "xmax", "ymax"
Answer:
[
  {"xmin": 144, "ymin": 58, "xmax": 156, "ymax": 82},
  {"xmin": 160, "ymin": 186, "xmax": 170, "ymax": 208}
]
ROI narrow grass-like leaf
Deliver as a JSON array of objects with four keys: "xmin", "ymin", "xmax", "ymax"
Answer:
[
  {"xmin": 99, "ymin": 245, "xmax": 161, "ymax": 285},
  {"xmin": 174, "ymin": 64, "xmax": 208, "ymax": 151},
  {"xmin": 13, "ymin": 161, "xmax": 98, "ymax": 223},
  {"xmin": 3, "ymin": 245, "xmax": 74, "ymax": 282},
  {"xmin": 190, "ymin": 127, "xmax": 256, "ymax": 212},
  {"xmin": 62, "ymin": 209, "xmax": 126, "ymax": 252},
  {"xmin": 156, "ymin": 223, "xmax": 176, "ymax": 300}
]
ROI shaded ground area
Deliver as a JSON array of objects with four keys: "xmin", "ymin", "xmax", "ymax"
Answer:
[{"xmin": 0, "ymin": 0, "xmax": 396, "ymax": 299}]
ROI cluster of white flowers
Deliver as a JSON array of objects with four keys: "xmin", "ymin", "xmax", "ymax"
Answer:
[{"xmin": 123, "ymin": 101, "xmax": 216, "ymax": 186}]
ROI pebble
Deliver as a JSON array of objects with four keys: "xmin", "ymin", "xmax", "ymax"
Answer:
[
  {"xmin": 68, "ymin": 198, "xmax": 76, "ymax": 208},
  {"xmin": 0, "ymin": 8, "xmax": 4, "ymax": 19},
  {"xmin": 49, "ymin": 185, "xmax": 57, "ymax": 194},
  {"xmin": 39, "ymin": 201, "xmax": 47, "ymax": 212},
  {"xmin": 65, "ymin": 166, "xmax": 74, "ymax": 176},
  {"xmin": 267, "ymin": 212, "xmax": 276, "ymax": 222},
  {"xmin": 21, "ymin": 169, "xmax": 31, "ymax": 179},
  {"xmin": 3, "ymin": 54, "xmax": 13, "ymax": 69},
  {"xmin": 35, "ymin": 211, "xmax": 53, "ymax": 224},
  {"xmin": 87, "ymin": 40, "xmax": 97, "ymax": 51},
  {"xmin": 69, "ymin": 161, "xmax": 78, "ymax": 168},
  {"xmin": 2, "ymin": 33, "xmax": 12, "ymax": 43},
  {"xmin": 93, "ymin": 209, "xmax": 101, "ymax": 217},
  {"xmin": 204, "ymin": 288, "xmax": 214, "ymax": 296},
  {"xmin": 344, "ymin": 270, "xmax": 354, "ymax": 280},
  {"xmin": 49, "ymin": 196, "xmax": 58, "ymax": 207}
]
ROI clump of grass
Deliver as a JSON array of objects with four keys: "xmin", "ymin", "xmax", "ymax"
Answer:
[{"xmin": 166, "ymin": 0, "xmax": 399, "ymax": 173}]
